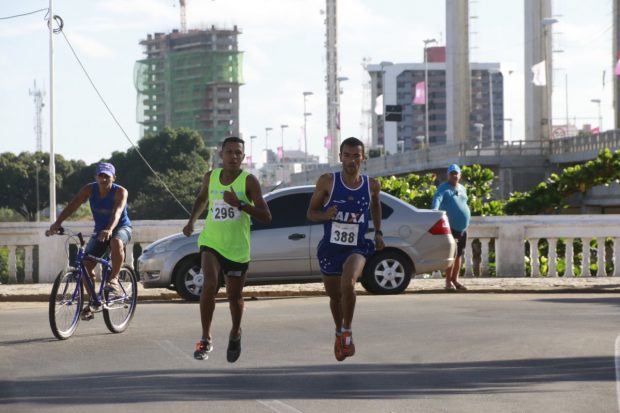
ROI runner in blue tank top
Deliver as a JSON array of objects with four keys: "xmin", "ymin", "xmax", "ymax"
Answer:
[
  {"xmin": 48, "ymin": 163, "xmax": 132, "ymax": 320},
  {"xmin": 307, "ymin": 137, "xmax": 385, "ymax": 361}
]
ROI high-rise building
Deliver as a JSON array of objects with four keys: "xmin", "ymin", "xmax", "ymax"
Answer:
[
  {"xmin": 367, "ymin": 48, "xmax": 503, "ymax": 153},
  {"xmin": 135, "ymin": 27, "xmax": 243, "ymax": 146}
]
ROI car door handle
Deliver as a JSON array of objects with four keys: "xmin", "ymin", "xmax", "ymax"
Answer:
[{"xmin": 288, "ymin": 233, "xmax": 306, "ymax": 240}]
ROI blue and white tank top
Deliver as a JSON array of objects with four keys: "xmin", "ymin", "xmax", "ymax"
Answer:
[
  {"xmin": 321, "ymin": 172, "xmax": 371, "ymax": 249},
  {"xmin": 89, "ymin": 182, "xmax": 131, "ymax": 233}
]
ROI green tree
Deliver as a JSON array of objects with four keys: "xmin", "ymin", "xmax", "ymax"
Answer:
[
  {"xmin": 378, "ymin": 173, "xmax": 437, "ymax": 209},
  {"xmin": 0, "ymin": 152, "xmax": 85, "ymax": 221},
  {"xmin": 121, "ymin": 128, "xmax": 212, "ymax": 219},
  {"xmin": 378, "ymin": 165, "xmax": 501, "ymax": 215},
  {"xmin": 460, "ymin": 164, "xmax": 504, "ymax": 216},
  {"xmin": 60, "ymin": 127, "xmax": 212, "ymax": 220},
  {"xmin": 504, "ymin": 148, "xmax": 620, "ymax": 215}
]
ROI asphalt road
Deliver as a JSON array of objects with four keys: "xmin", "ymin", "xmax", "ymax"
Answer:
[{"xmin": 1, "ymin": 294, "xmax": 619, "ymax": 413}]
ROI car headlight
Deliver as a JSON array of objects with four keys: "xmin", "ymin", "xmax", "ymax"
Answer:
[{"xmin": 148, "ymin": 238, "xmax": 177, "ymax": 254}]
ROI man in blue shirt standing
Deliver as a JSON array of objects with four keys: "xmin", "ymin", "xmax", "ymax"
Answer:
[{"xmin": 432, "ymin": 164, "xmax": 471, "ymax": 290}]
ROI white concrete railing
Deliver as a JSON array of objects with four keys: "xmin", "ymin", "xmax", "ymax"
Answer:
[
  {"xmin": 0, "ymin": 220, "xmax": 190, "ymax": 283},
  {"xmin": 1, "ymin": 215, "xmax": 620, "ymax": 283},
  {"xmin": 464, "ymin": 215, "xmax": 620, "ymax": 278}
]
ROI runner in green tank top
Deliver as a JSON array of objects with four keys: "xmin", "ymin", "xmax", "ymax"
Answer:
[{"xmin": 183, "ymin": 137, "xmax": 272, "ymax": 362}]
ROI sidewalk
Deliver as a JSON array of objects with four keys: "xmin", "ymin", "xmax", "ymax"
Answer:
[{"xmin": 1, "ymin": 277, "xmax": 620, "ymax": 302}]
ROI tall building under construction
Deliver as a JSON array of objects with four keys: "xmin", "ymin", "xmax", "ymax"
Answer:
[{"xmin": 135, "ymin": 27, "xmax": 243, "ymax": 146}]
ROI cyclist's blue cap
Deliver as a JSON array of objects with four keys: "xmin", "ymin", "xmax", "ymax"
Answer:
[
  {"xmin": 96, "ymin": 162, "xmax": 115, "ymax": 177},
  {"xmin": 447, "ymin": 164, "xmax": 461, "ymax": 174}
]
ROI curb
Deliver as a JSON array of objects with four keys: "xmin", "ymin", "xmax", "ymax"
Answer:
[{"xmin": 3, "ymin": 286, "xmax": 620, "ymax": 303}]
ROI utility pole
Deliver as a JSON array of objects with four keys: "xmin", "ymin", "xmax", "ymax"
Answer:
[
  {"xmin": 325, "ymin": 0, "xmax": 339, "ymax": 164},
  {"xmin": 48, "ymin": 0, "xmax": 56, "ymax": 222},
  {"xmin": 614, "ymin": 0, "xmax": 620, "ymax": 128}
]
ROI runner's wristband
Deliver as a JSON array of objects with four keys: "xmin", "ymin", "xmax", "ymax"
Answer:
[{"xmin": 375, "ymin": 230, "xmax": 383, "ymax": 236}]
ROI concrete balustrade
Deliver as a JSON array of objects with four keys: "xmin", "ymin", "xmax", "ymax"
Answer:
[
  {"xmin": 1, "ymin": 216, "xmax": 620, "ymax": 283},
  {"xmin": 463, "ymin": 215, "xmax": 620, "ymax": 278}
]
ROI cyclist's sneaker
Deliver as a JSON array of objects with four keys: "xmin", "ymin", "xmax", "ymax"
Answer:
[
  {"xmin": 226, "ymin": 330, "xmax": 242, "ymax": 363},
  {"xmin": 334, "ymin": 333, "xmax": 345, "ymax": 362},
  {"xmin": 104, "ymin": 280, "xmax": 122, "ymax": 296},
  {"xmin": 194, "ymin": 339, "xmax": 213, "ymax": 360},
  {"xmin": 342, "ymin": 330, "xmax": 355, "ymax": 358},
  {"xmin": 89, "ymin": 303, "xmax": 102, "ymax": 313},
  {"xmin": 80, "ymin": 307, "xmax": 94, "ymax": 321}
]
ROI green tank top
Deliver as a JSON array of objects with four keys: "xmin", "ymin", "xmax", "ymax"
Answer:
[{"xmin": 198, "ymin": 168, "xmax": 252, "ymax": 263}]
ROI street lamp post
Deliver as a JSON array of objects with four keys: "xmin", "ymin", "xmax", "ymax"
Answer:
[
  {"xmin": 303, "ymin": 91, "xmax": 313, "ymax": 164},
  {"xmin": 249, "ymin": 135, "xmax": 257, "ymax": 168},
  {"xmin": 265, "ymin": 127, "xmax": 272, "ymax": 165},
  {"xmin": 590, "ymin": 99, "xmax": 602, "ymax": 131},
  {"xmin": 280, "ymin": 124, "xmax": 288, "ymax": 162},
  {"xmin": 423, "ymin": 38, "xmax": 438, "ymax": 150}
]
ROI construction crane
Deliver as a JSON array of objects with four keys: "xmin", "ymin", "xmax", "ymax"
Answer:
[{"xmin": 179, "ymin": 0, "xmax": 187, "ymax": 33}]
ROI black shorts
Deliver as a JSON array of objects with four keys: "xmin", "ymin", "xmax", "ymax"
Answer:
[
  {"xmin": 200, "ymin": 246, "xmax": 249, "ymax": 276},
  {"xmin": 451, "ymin": 230, "xmax": 467, "ymax": 258}
]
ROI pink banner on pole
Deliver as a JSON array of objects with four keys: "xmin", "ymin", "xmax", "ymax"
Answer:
[
  {"xmin": 615, "ymin": 58, "xmax": 620, "ymax": 76},
  {"xmin": 246, "ymin": 155, "xmax": 252, "ymax": 167},
  {"xmin": 277, "ymin": 146, "xmax": 283, "ymax": 161},
  {"xmin": 412, "ymin": 81, "xmax": 426, "ymax": 105},
  {"xmin": 592, "ymin": 127, "xmax": 600, "ymax": 135},
  {"xmin": 324, "ymin": 135, "xmax": 332, "ymax": 149}
]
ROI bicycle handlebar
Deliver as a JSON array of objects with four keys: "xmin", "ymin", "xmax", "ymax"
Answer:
[{"xmin": 45, "ymin": 226, "xmax": 85, "ymax": 247}]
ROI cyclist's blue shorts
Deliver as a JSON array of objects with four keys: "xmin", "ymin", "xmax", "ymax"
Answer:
[{"xmin": 85, "ymin": 226, "xmax": 132, "ymax": 258}]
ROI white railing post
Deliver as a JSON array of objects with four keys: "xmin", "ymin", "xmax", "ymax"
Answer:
[
  {"xmin": 596, "ymin": 237, "xmax": 607, "ymax": 277},
  {"xmin": 464, "ymin": 237, "xmax": 474, "ymax": 277},
  {"xmin": 614, "ymin": 237, "xmax": 620, "ymax": 277},
  {"xmin": 480, "ymin": 238, "xmax": 490, "ymax": 277},
  {"xmin": 564, "ymin": 238, "xmax": 574, "ymax": 277},
  {"xmin": 24, "ymin": 246, "xmax": 34, "ymax": 283},
  {"xmin": 547, "ymin": 238, "xmax": 558, "ymax": 277},
  {"xmin": 125, "ymin": 242, "xmax": 134, "ymax": 269},
  {"xmin": 530, "ymin": 239, "xmax": 540, "ymax": 277},
  {"xmin": 582, "ymin": 238, "xmax": 591, "ymax": 277},
  {"xmin": 8, "ymin": 245, "xmax": 17, "ymax": 283},
  {"xmin": 496, "ymin": 222, "xmax": 525, "ymax": 277}
]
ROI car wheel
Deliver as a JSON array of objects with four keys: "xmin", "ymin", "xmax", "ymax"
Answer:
[
  {"xmin": 362, "ymin": 250, "xmax": 412, "ymax": 295},
  {"xmin": 174, "ymin": 257, "xmax": 222, "ymax": 301}
]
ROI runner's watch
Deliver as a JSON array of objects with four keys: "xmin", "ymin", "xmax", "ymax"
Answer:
[{"xmin": 238, "ymin": 201, "xmax": 247, "ymax": 211}]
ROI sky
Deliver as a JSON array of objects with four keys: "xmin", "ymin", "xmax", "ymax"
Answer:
[{"xmin": 0, "ymin": 0, "xmax": 616, "ymax": 166}]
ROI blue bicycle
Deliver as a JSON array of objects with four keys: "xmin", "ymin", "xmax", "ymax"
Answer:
[{"xmin": 47, "ymin": 227, "xmax": 138, "ymax": 340}]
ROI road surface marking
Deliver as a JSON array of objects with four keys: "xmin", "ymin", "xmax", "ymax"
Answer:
[{"xmin": 257, "ymin": 399, "xmax": 304, "ymax": 413}]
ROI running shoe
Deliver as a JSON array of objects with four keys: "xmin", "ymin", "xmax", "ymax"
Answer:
[
  {"xmin": 194, "ymin": 339, "xmax": 213, "ymax": 360},
  {"xmin": 342, "ymin": 330, "xmax": 355, "ymax": 358},
  {"xmin": 334, "ymin": 333, "xmax": 346, "ymax": 361},
  {"xmin": 226, "ymin": 330, "xmax": 242, "ymax": 363}
]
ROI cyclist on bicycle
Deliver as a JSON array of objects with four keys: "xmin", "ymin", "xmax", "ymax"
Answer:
[{"xmin": 48, "ymin": 162, "xmax": 132, "ymax": 319}]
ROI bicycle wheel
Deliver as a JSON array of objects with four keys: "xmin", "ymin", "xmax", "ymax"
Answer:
[
  {"xmin": 103, "ymin": 264, "xmax": 138, "ymax": 333},
  {"xmin": 49, "ymin": 268, "xmax": 83, "ymax": 340}
]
